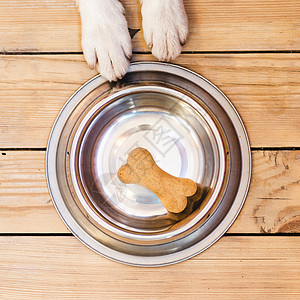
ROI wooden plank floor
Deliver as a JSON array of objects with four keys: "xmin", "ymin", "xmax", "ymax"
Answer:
[{"xmin": 0, "ymin": 0, "xmax": 299, "ymax": 298}]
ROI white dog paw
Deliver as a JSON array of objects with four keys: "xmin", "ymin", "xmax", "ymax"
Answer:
[
  {"xmin": 78, "ymin": 0, "xmax": 132, "ymax": 81},
  {"xmin": 141, "ymin": 0, "xmax": 188, "ymax": 61}
]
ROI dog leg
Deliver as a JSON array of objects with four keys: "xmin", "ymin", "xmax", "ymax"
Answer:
[
  {"xmin": 77, "ymin": 0, "xmax": 132, "ymax": 81},
  {"xmin": 140, "ymin": 0, "xmax": 189, "ymax": 61}
]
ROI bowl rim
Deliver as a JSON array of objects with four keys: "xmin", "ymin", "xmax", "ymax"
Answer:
[{"xmin": 46, "ymin": 61, "xmax": 251, "ymax": 267}]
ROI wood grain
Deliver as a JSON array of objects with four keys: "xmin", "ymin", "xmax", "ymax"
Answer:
[
  {"xmin": 0, "ymin": 151, "xmax": 67, "ymax": 233},
  {"xmin": 1, "ymin": 0, "xmax": 299, "ymax": 297},
  {"xmin": 230, "ymin": 150, "xmax": 300, "ymax": 233},
  {"xmin": 0, "ymin": 54, "xmax": 299, "ymax": 148},
  {"xmin": 0, "ymin": 0, "xmax": 299, "ymax": 52},
  {"xmin": 0, "ymin": 150, "xmax": 299, "ymax": 234},
  {"xmin": 0, "ymin": 236, "xmax": 299, "ymax": 299}
]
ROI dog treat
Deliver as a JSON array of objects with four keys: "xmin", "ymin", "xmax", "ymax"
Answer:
[{"xmin": 117, "ymin": 147, "xmax": 197, "ymax": 213}]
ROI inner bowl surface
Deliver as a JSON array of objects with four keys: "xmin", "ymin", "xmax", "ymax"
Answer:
[{"xmin": 71, "ymin": 87, "xmax": 225, "ymax": 238}]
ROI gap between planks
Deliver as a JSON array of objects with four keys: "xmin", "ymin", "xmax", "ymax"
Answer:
[
  {"xmin": 1, "ymin": 50, "xmax": 300, "ymax": 55},
  {"xmin": 2, "ymin": 147, "xmax": 300, "ymax": 152},
  {"xmin": 0, "ymin": 232, "xmax": 300, "ymax": 237}
]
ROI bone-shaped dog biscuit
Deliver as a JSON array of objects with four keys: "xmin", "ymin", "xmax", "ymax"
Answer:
[{"xmin": 117, "ymin": 148, "xmax": 197, "ymax": 213}]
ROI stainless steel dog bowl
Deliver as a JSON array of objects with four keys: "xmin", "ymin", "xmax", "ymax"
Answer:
[{"xmin": 46, "ymin": 62, "xmax": 251, "ymax": 266}]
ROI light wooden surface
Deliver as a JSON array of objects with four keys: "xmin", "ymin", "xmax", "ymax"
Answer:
[
  {"xmin": 0, "ymin": 54, "xmax": 299, "ymax": 148},
  {"xmin": 0, "ymin": 150, "xmax": 299, "ymax": 234},
  {"xmin": 0, "ymin": 236, "xmax": 299, "ymax": 299},
  {"xmin": 0, "ymin": 0, "xmax": 299, "ymax": 52},
  {"xmin": 0, "ymin": 0, "xmax": 299, "ymax": 298}
]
